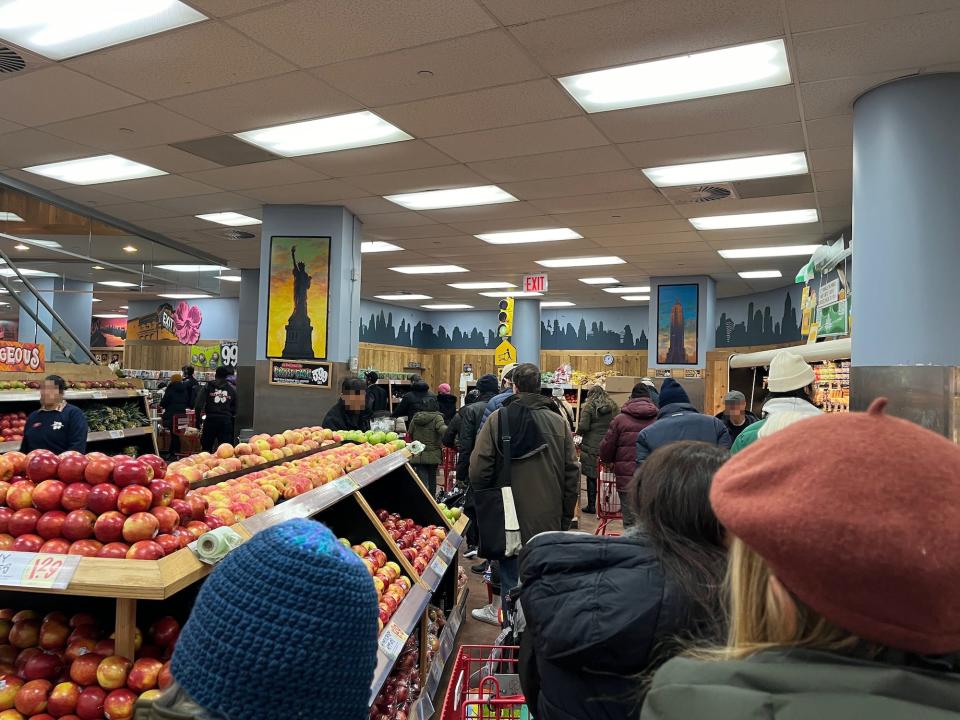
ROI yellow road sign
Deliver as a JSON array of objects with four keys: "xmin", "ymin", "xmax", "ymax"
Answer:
[{"xmin": 495, "ymin": 339, "xmax": 517, "ymax": 367}]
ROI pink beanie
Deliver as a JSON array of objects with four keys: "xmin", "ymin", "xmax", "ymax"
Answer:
[{"xmin": 438, "ymin": 383, "xmax": 451, "ymax": 394}]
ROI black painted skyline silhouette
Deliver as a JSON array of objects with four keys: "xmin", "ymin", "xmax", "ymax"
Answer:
[{"xmin": 715, "ymin": 289, "xmax": 801, "ymax": 347}]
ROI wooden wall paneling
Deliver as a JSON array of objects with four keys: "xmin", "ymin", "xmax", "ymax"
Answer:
[{"xmin": 125, "ymin": 340, "xmax": 221, "ymax": 371}]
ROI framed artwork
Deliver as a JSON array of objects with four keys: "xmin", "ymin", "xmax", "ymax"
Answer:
[
  {"xmin": 266, "ymin": 235, "xmax": 331, "ymax": 359},
  {"xmin": 657, "ymin": 283, "xmax": 699, "ymax": 365}
]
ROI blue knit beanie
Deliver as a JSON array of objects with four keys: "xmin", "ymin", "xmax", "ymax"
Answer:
[
  {"xmin": 658, "ymin": 378, "xmax": 691, "ymax": 408},
  {"xmin": 172, "ymin": 519, "xmax": 378, "ymax": 720}
]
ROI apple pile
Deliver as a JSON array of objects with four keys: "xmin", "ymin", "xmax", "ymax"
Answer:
[
  {"xmin": 0, "ymin": 413, "xmax": 26, "ymax": 444},
  {"xmin": 0, "ymin": 607, "xmax": 181, "ymax": 720},
  {"xmin": 0, "ymin": 449, "xmax": 216, "ymax": 559},
  {"xmin": 376, "ymin": 511, "xmax": 446, "ymax": 576},
  {"xmin": 369, "ymin": 634, "xmax": 421, "ymax": 720},
  {"xmin": 435, "ymin": 503, "xmax": 462, "ymax": 524},
  {"xmin": 341, "ymin": 539, "xmax": 412, "ymax": 633}
]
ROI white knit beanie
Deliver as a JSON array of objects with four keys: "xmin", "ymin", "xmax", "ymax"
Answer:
[{"xmin": 767, "ymin": 350, "xmax": 815, "ymax": 392}]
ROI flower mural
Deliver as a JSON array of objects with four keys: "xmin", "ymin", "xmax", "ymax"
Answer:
[{"xmin": 173, "ymin": 301, "xmax": 202, "ymax": 345}]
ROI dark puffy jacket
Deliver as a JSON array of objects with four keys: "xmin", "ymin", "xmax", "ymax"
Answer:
[
  {"xmin": 409, "ymin": 410, "xmax": 446, "ymax": 465},
  {"xmin": 366, "ymin": 383, "xmax": 389, "ymax": 414},
  {"xmin": 437, "ymin": 393, "xmax": 457, "ymax": 424},
  {"xmin": 392, "ymin": 380, "xmax": 433, "ymax": 421},
  {"xmin": 451, "ymin": 392, "xmax": 496, "ymax": 484},
  {"xmin": 577, "ymin": 398, "xmax": 619, "ymax": 479},
  {"xmin": 636, "ymin": 404, "xmax": 731, "ymax": 465},
  {"xmin": 321, "ymin": 400, "xmax": 371, "ymax": 432},
  {"xmin": 160, "ymin": 380, "xmax": 191, "ymax": 427},
  {"xmin": 519, "ymin": 532, "xmax": 719, "ymax": 720},
  {"xmin": 599, "ymin": 397, "xmax": 659, "ymax": 490}
]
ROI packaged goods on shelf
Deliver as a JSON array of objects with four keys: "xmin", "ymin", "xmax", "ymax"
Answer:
[{"xmin": 814, "ymin": 360, "xmax": 850, "ymax": 413}]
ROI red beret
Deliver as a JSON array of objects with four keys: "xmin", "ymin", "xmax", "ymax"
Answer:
[{"xmin": 711, "ymin": 398, "xmax": 960, "ymax": 655}]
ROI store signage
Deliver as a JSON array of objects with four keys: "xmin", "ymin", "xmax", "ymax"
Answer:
[
  {"xmin": 818, "ymin": 279, "xmax": 840, "ymax": 308},
  {"xmin": 268, "ymin": 359, "xmax": 332, "ymax": 389},
  {"xmin": 0, "ymin": 551, "xmax": 80, "ymax": 590},
  {"xmin": 378, "ymin": 621, "xmax": 409, "ymax": 660},
  {"xmin": 494, "ymin": 339, "xmax": 517, "ymax": 367},
  {"xmin": 523, "ymin": 273, "xmax": 548, "ymax": 293},
  {"xmin": 190, "ymin": 342, "xmax": 238, "ymax": 369},
  {"xmin": 0, "ymin": 341, "xmax": 44, "ymax": 373}
]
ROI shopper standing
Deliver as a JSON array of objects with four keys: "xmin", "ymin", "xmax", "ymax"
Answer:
[
  {"xmin": 576, "ymin": 385, "xmax": 619, "ymax": 514},
  {"xmin": 642, "ymin": 399, "xmax": 960, "ymax": 720},
  {"xmin": 599, "ymin": 383, "xmax": 659, "ymax": 527},
  {"xmin": 364, "ymin": 371, "xmax": 390, "ymax": 417},
  {"xmin": 160, "ymin": 373, "xmax": 191, "ymax": 459},
  {"xmin": 480, "ymin": 362, "xmax": 518, "ymax": 426},
  {"xmin": 436, "ymin": 382, "xmax": 457, "ymax": 424},
  {"xmin": 520, "ymin": 442, "xmax": 729, "ymax": 720},
  {"xmin": 181, "ymin": 365, "xmax": 200, "ymax": 407},
  {"xmin": 195, "ymin": 366, "xmax": 237, "ymax": 452},
  {"xmin": 322, "ymin": 377, "xmax": 372, "ymax": 432},
  {"xmin": 391, "ymin": 374, "xmax": 433, "ymax": 424},
  {"xmin": 409, "ymin": 396, "xmax": 446, "ymax": 497},
  {"xmin": 713, "ymin": 390, "xmax": 757, "ymax": 443},
  {"xmin": 20, "ymin": 375, "xmax": 89, "ymax": 454}
]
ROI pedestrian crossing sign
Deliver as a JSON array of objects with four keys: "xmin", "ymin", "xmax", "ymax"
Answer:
[{"xmin": 495, "ymin": 340, "xmax": 517, "ymax": 367}]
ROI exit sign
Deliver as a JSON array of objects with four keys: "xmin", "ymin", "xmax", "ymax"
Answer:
[{"xmin": 523, "ymin": 273, "xmax": 548, "ymax": 293}]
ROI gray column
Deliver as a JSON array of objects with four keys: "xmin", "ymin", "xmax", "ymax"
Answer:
[
  {"xmin": 851, "ymin": 74, "xmax": 960, "ymax": 437},
  {"xmin": 513, "ymin": 298, "xmax": 541, "ymax": 365},
  {"xmin": 236, "ymin": 269, "xmax": 259, "ymax": 433},
  {"xmin": 53, "ymin": 280, "xmax": 94, "ymax": 362}
]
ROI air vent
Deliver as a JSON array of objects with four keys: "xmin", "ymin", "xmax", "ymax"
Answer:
[
  {"xmin": 225, "ymin": 230, "xmax": 256, "ymax": 240},
  {"xmin": 0, "ymin": 47, "xmax": 26, "ymax": 73},
  {"xmin": 660, "ymin": 183, "xmax": 738, "ymax": 204}
]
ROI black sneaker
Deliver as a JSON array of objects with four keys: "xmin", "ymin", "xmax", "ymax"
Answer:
[
  {"xmin": 471, "ymin": 560, "xmax": 488, "ymax": 575},
  {"xmin": 583, "ymin": 505, "xmax": 596, "ymax": 515}
]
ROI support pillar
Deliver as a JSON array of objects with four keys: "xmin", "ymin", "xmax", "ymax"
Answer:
[
  {"xmin": 513, "ymin": 299, "xmax": 541, "ymax": 365},
  {"xmin": 851, "ymin": 73, "xmax": 960, "ymax": 438},
  {"xmin": 236, "ymin": 268, "xmax": 259, "ymax": 434},
  {"xmin": 18, "ymin": 279, "xmax": 93, "ymax": 363}
]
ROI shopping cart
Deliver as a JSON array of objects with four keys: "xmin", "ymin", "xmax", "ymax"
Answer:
[
  {"xmin": 595, "ymin": 461, "xmax": 622, "ymax": 536},
  {"xmin": 439, "ymin": 645, "xmax": 528, "ymax": 719},
  {"xmin": 442, "ymin": 447, "xmax": 459, "ymax": 492},
  {"xmin": 171, "ymin": 411, "xmax": 201, "ymax": 458}
]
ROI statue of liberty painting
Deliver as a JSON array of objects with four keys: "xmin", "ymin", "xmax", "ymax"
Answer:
[{"xmin": 282, "ymin": 245, "xmax": 315, "ymax": 358}]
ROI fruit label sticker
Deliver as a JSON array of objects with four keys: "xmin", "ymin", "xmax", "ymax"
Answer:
[
  {"xmin": 0, "ymin": 551, "xmax": 81, "ymax": 589},
  {"xmin": 331, "ymin": 476, "xmax": 358, "ymax": 495},
  {"xmin": 109, "ymin": 429, "xmax": 125, "ymax": 439},
  {"xmin": 0, "ymin": 341, "xmax": 44, "ymax": 373},
  {"xmin": 378, "ymin": 621, "xmax": 409, "ymax": 660}
]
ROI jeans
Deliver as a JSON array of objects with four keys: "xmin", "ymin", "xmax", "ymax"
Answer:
[
  {"xmin": 499, "ymin": 555, "xmax": 519, "ymax": 597},
  {"xmin": 619, "ymin": 490, "xmax": 639, "ymax": 529},
  {"xmin": 413, "ymin": 464, "xmax": 437, "ymax": 497}
]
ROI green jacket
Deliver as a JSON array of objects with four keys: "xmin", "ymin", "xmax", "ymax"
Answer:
[
  {"xmin": 731, "ymin": 397, "xmax": 823, "ymax": 453},
  {"xmin": 576, "ymin": 399, "xmax": 618, "ymax": 478},
  {"xmin": 409, "ymin": 410, "xmax": 446, "ymax": 465},
  {"xmin": 730, "ymin": 418, "xmax": 765, "ymax": 453},
  {"xmin": 643, "ymin": 649, "xmax": 960, "ymax": 720}
]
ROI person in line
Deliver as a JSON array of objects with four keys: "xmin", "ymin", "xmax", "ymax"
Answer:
[
  {"xmin": 469, "ymin": 363, "xmax": 579, "ymax": 624},
  {"xmin": 364, "ymin": 371, "xmax": 389, "ymax": 417},
  {"xmin": 391, "ymin": 374, "xmax": 433, "ymax": 424},
  {"xmin": 20, "ymin": 375, "xmax": 89, "ymax": 454},
  {"xmin": 436, "ymin": 382, "xmax": 457, "ymax": 424},
  {"xmin": 322, "ymin": 377, "xmax": 372, "ymax": 432},
  {"xmin": 639, "ymin": 377, "xmax": 660, "ymax": 407},
  {"xmin": 636, "ymin": 379, "xmax": 730, "ymax": 471},
  {"xmin": 713, "ymin": 390, "xmax": 758, "ymax": 443},
  {"xmin": 181, "ymin": 365, "xmax": 200, "ymax": 407},
  {"xmin": 576, "ymin": 384, "xmax": 619, "ymax": 514},
  {"xmin": 731, "ymin": 349, "xmax": 821, "ymax": 453},
  {"xmin": 160, "ymin": 372, "xmax": 191, "ymax": 458},
  {"xmin": 195, "ymin": 366, "xmax": 238, "ymax": 452},
  {"xmin": 599, "ymin": 382, "xmax": 659, "ymax": 527},
  {"xmin": 409, "ymin": 396, "xmax": 446, "ymax": 497},
  {"xmin": 642, "ymin": 398, "xmax": 960, "ymax": 719},
  {"xmin": 520, "ymin": 441, "xmax": 729, "ymax": 720},
  {"xmin": 480, "ymin": 362, "xmax": 518, "ymax": 426},
  {"xmin": 442, "ymin": 390, "xmax": 479, "ymax": 450},
  {"xmin": 133, "ymin": 519, "xmax": 377, "ymax": 720}
]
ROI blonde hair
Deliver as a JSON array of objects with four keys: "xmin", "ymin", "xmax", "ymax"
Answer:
[{"xmin": 170, "ymin": 373, "xmax": 183, "ymax": 383}]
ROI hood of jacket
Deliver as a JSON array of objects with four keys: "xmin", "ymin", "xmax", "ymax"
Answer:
[
  {"xmin": 410, "ymin": 380, "xmax": 429, "ymax": 393},
  {"xmin": 656, "ymin": 402, "xmax": 700, "ymax": 419},
  {"xmin": 588, "ymin": 399, "xmax": 616, "ymax": 416},
  {"xmin": 761, "ymin": 396, "xmax": 822, "ymax": 417},
  {"xmin": 622, "ymin": 396, "xmax": 659, "ymax": 420},
  {"xmin": 412, "ymin": 410, "xmax": 442, "ymax": 426}
]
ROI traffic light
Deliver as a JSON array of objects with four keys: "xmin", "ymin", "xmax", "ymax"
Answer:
[{"xmin": 497, "ymin": 297, "xmax": 514, "ymax": 338}]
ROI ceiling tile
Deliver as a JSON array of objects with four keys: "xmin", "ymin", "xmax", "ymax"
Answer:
[
  {"xmin": 0, "ymin": 168, "xmax": 71, "ymax": 191},
  {"xmin": 618, "ymin": 122, "xmax": 805, "ymax": 167},
  {"xmin": 508, "ymin": 0, "xmax": 784, "ymax": 75},
  {"xmin": 428, "ymin": 117, "xmax": 609, "ymax": 163},
  {"xmin": 183, "ymin": 159, "xmax": 327, "ymax": 190},
  {"xmin": 805, "ymin": 116, "xmax": 852, "ymax": 148},
  {"xmin": 0, "ymin": 130, "xmax": 97, "ymax": 168},
  {"xmin": 40, "ymin": 104, "xmax": 217, "ymax": 151},
  {"xmin": 678, "ymin": 193, "xmax": 818, "ymax": 218},
  {"xmin": 467, "ymin": 146, "xmax": 631, "ymax": 183},
  {"xmin": 0, "ymin": 117, "xmax": 23, "ymax": 138},
  {"xmin": 594, "ymin": 232, "xmax": 705, "ymax": 247},
  {"xmin": 815, "ymin": 188, "xmax": 852, "ymax": 207},
  {"xmin": 561, "ymin": 205, "xmax": 682, "ymax": 225},
  {"xmin": 591, "ymin": 85, "xmax": 800, "ymax": 143},
  {"xmin": 137, "ymin": 216, "xmax": 216, "ymax": 233},
  {"xmin": 819, "ymin": 205, "xmax": 852, "ymax": 222},
  {"xmin": 66, "ymin": 23, "xmax": 295, "ymax": 100},
  {"xmin": 531, "ymin": 189, "xmax": 668, "ymax": 214},
  {"xmin": 97, "ymin": 203, "xmax": 182, "ymax": 222},
  {"xmin": 294, "ymin": 140, "xmax": 454, "ymax": 177},
  {"xmin": 479, "ymin": 0, "xmax": 623, "ymax": 25},
  {"xmin": 798, "ymin": 72, "xmax": 908, "ymax": 119},
  {"xmin": 443, "ymin": 214, "xmax": 557, "ymax": 234},
  {"xmin": 158, "ymin": 71, "xmax": 361, "ymax": 133},
  {"xmin": 0, "ymin": 67, "xmax": 141, "ymax": 126},
  {"xmin": 46, "ymin": 185, "xmax": 128, "ymax": 207},
  {"xmin": 187, "ymin": 0, "xmax": 286, "ymax": 17},
  {"xmin": 567, "ymin": 217, "xmax": 690, "ymax": 234},
  {"xmin": 417, "ymin": 201, "xmax": 545, "ymax": 223},
  {"xmin": 786, "ymin": 0, "xmax": 960, "ymax": 32},
  {"xmin": 793, "ymin": 9, "xmax": 960, "ymax": 82},
  {"xmin": 362, "ymin": 224, "xmax": 454, "ymax": 240},
  {"xmin": 242, "ymin": 179, "xmax": 368, "ymax": 203},
  {"xmin": 813, "ymin": 170, "xmax": 852, "ymax": 192},
  {"xmin": 95, "ymin": 176, "xmax": 223, "ymax": 202},
  {"xmin": 119, "ymin": 144, "xmax": 223, "ymax": 173},
  {"xmin": 227, "ymin": 0, "xmax": 495, "ymax": 67},
  {"xmin": 331, "ymin": 196, "xmax": 402, "ymax": 215},
  {"xmin": 347, "ymin": 164, "xmax": 490, "ymax": 196},
  {"xmin": 359, "ymin": 212, "xmax": 437, "ymax": 229},
  {"xmin": 376, "ymin": 80, "xmax": 581, "ymax": 137},
  {"xmin": 150, "ymin": 191, "xmax": 259, "ymax": 215},
  {"xmin": 501, "ymin": 170, "xmax": 651, "ymax": 200},
  {"xmin": 313, "ymin": 30, "xmax": 544, "ymax": 106}
]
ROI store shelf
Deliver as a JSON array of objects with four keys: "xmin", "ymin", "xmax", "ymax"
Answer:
[
  {"xmin": 370, "ymin": 583, "xmax": 431, "ymax": 704},
  {"xmin": 0, "ymin": 389, "xmax": 143, "ymax": 402},
  {"xmin": 189, "ymin": 441, "xmax": 342, "ymax": 488},
  {"xmin": 0, "ymin": 425, "xmax": 156, "ymax": 453},
  {"xmin": 420, "ymin": 527, "xmax": 464, "ymax": 593}
]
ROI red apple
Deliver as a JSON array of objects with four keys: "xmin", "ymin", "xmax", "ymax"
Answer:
[
  {"xmin": 56, "ymin": 455, "xmax": 88, "ymax": 485},
  {"xmin": 39, "ymin": 538, "xmax": 70, "ymax": 554},
  {"xmin": 84, "ymin": 457, "xmax": 114, "ymax": 485},
  {"xmin": 116, "ymin": 486, "xmax": 151, "ymax": 516},
  {"xmin": 95, "ymin": 656, "xmax": 130, "ymax": 691},
  {"xmin": 67, "ymin": 539, "xmax": 103, "ymax": 557},
  {"xmin": 149, "ymin": 506, "xmax": 179, "ymax": 534},
  {"xmin": 12, "ymin": 534, "xmax": 43, "ymax": 553},
  {"xmin": 61, "ymin": 510, "xmax": 96, "ymax": 542},
  {"xmin": 186, "ymin": 494, "xmax": 207, "ymax": 521},
  {"xmin": 125, "ymin": 657, "xmax": 162, "ymax": 693},
  {"xmin": 202, "ymin": 514, "xmax": 224, "ymax": 530},
  {"xmin": 75, "ymin": 685, "xmax": 106, "ymax": 720},
  {"xmin": 96, "ymin": 542, "xmax": 129, "ymax": 559},
  {"xmin": 8, "ymin": 508, "xmax": 40, "ymax": 537},
  {"xmin": 94, "ymin": 639, "xmax": 115, "ymax": 657},
  {"xmin": 168, "ymin": 499, "xmax": 192, "ymax": 525},
  {"xmin": 36, "ymin": 511, "xmax": 67, "ymax": 540},
  {"xmin": 38, "ymin": 620, "xmax": 69, "ymax": 651},
  {"xmin": 26, "ymin": 453, "xmax": 59, "ymax": 483},
  {"xmin": 93, "ymin": 512, "xmax": 125, "ymax": 544},
  {"xmin": 60, "ymin": 483, "xmax": 91, "ymax": 512},
  {"xmin": 67, "ymin": 625, "xmax": 99, "ymax": 645},
  {"xmin": 22, "ymin": 651, "xmax": 62, "ymax": 681},
  {"xmin": 68, "ymin": 613, "xmax": 96, "ymax": 629},
  {"xmin": 13, "ymin": 677, "xmax": 51, "ymax": 715},
  {"xmin": 68, "ymin": 654, "xmax": 102, "ymax": 687},
  {"xmin": 148, "ymin": 618, "xmax": 179, "ymax": 649},
  {"xmin": 64, "ymin": 639, "xmax": 96, "ymax": 663},
  {"xmin": 170, "ymin": 528, "xmax": 192, "ymax": 548},
  {"xmin": 164, "ymin": 474, "xmax": 188, "ymax": 499},
  {"xmin": 121, "ymin": 513, "xmax": 158, "ymax": 543},
  {"xmin": 103, "ymin": 688, "xmax": 136, "ymax": 720},
  {"xmin": 31, "ymin": 480, "xmax": 65, "ymax": 512},
  {"xmin": 125, "ymin": 541, "xmax": 164, "ymax": 560},
  {"xmin": 138, "ymin": 455, "xmax": 166, "ymax": 480},
  {"xmin": 154, "ymin": 534, "xmax": 180, "ymax": 557},
  {"xmin": 0, "ymin": 674, "xmax": 23, "ymax": 711},
  {"xmin": 0, "ymin": 534, "xmax": 13, "ymax": 551},
  {"xmin": 6, "ymin": 480, "xmax": 35, "ymax": 510},
  {"xmin": 86, "ymin": 484, "xmax": 119, "ymax": 515},
  {"xmin": 146, "ymin": 480, "xmax": 173, "ymax": 508},
  {"xmin": 157, "ymin": 662, "xmax": 172, "ymax": 690},
  {"xmin": 111, "ymin": 460, "xmax": 150, "ymax": 488},
  {"xmin": 0, "ymin": 508, "xmax": 12, "ymax": 534},
  {"xmin": 184, "ymin": 521, "xmax": 208, "ymax": 540},
  {"xmin": 4, "ymin": 451, "xmax": 26, "ymax": 476},
  {"xmin": 47, "ymin": 681, "xmax": 80, "ymax": 717}
]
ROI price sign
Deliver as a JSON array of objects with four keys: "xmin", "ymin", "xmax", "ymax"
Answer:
[
  {"xmin": 109, "ymin": 430, "xmax": 125, "ymax": 440},
  {"xmin": 92, "ymin": 391, "xmax": 107, "ymax": 400},
  {"xmin": 0, "ymin": 552, "xmax": 80, "ymax": 590},
  {"xmin": 428, "ymin": 554, "xmax": 448, "ymax": 578},
  {"xmin": 378, "ymin": 621, "xmax": 409, "ymax": 660},
  {"xmin": 449, "ymin": 607, "xmax": 462, "ymax": 636},
  {"xmin": 331, "ymin": 476, "xmax": 358, "ymax": 495},
  {"xmin": 220, "ymin": 342, "xmax": 239, "ymax": 367},
  {"xmin": 439, "ymin": 538, "xmax": 457, "ymax": 562},
  {"xmin": 428, "ymin": 657, "xmax": 444, "ymax": 691}
]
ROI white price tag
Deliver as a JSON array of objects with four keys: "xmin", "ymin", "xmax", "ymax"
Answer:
[
  {"xmin": 331, "ymin": 476, "xmax": 358, "ymax": 495},
  {"xmin": 109, "ymin": 430, "xmax": 125, "ymax": 440},
  {"xmin": 92, "ymin": 391, "xmax": 107, "ymax": 400},
  {"xmin": 428, "ymin": 553, "xmax": 448, "ymax": 578},
  {"xmin": 449, "ymin": 608, "xmax": 462, "ymax": 636},
  {"xmin": 0, "ymin": 551, "xmax": 81, "ymax": 590},
  {"xmin": 439, "ymin": 539, "xmax": 457, "ymax": 562},
  {"xmin": 378, "ymin": 621, "xmax": 408, "ymax": 660}
]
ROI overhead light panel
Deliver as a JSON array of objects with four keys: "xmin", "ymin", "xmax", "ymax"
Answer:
[
  {"xmin": 24, "ymin": 155, "xmax": 167, "ymax": 185},
  {"xmin": 92, "ymin": 265, "xmax": 104, "ymax": 270},
  {"xmin": 0, "ymin": 212, "xmax": 23, "ymax": 222},
  {"xmin": 559, "ymin": 39, "xmax": 791, "ymax": 113},
  {"xmin": 421, "ymin": 304, "xmax": 474, "ymax": 310},
  {"xmin": 158, "ymin": 293, "xmax": 210, "ymax": 299},
  {"xmin": 643, "ymin": 151, "xmax": 808, "ymax": 187},
  {"xmin": 98, "ymin": 280, "xmax": 138, "ymax": 288},
  {"xmin": 91, "ymin": 298, "xmax": 102, "ymax": 302},
  {"xmin": 622, "ymin": 295, "xmax": 651, "ymax": 301},
  {"xmin": 19, "ymin": 238, "xmax": 62, "ymax": 249},
  {"xmin": 0, "ymin": 0, "xmax": 205, "ymax": 60},
  {"xmin": 579, "ymin": 277, "xmax": 618, "ymax": 285},
  {"xmin": 0, "ymin": 268, "xmax": 56, "ymax": 277},
  {"xmin": 603, "ymin": 286, "xmax": 651, "ymax": 294},
  {"xmin": 219, "ymin": 275, "xmax": 241, "ymax": 282},
  {"xmin": 376, "ymin": 294, "xmax": 432, "ymax": 301},
  {"xmin": 536, "ymin": 256, "xmax": 625, "ymax": 268},
  {"xmin": 719, "ymin": 244, "xmax": 822, "ymax": 258},
  {"xmin": 236, "ymin": 111, "xmax": 412, "ymax": 157},
  {"xmin": 361, "ymin": 241, "xmax": 403, "ymax": 253},
  {"xmin": 156, "ymin": 264, "xmax": 226, "ymax": 272},
  {"xmin": 122, "ymin": 245, "xmax": 138, "ymax": 253},
  {"xmin": 196, "ymin": 212, "xmax": 261, "ymax": 227},
  {"xmin": 541, "ymin": 301, "xmax": 575, "ymax": 308},
  {"xmin": 475, "ymin": 228, "xmax": 581, "ymax": 245},
  {"xmin": 93, "ymin": 313, "xmax": 127, "ymax": 319},
  {"xmin": 738, "ymin": 270, "xmax": 783, "ymax": 279},
  {"xmin": 119, "ymin": 305, "xmax": 128, "ymax": 309},
  {"xmin": 13, "ymin": 244, "xmax": 28, "ymax": 251},
  {"xmin": 448, "ymin": 282, "xmax": 515, "ymax": 290},
  {"xmin": 479, "ymin": 291, "xmax": 543, "ymax": 298},
  {"xmin": 386, "ymin": 185, "xmax": 517, "ymax": 211},
  {"xmin": 690, "ymin": 209, "xmax": 818, "ymax": 230},
  {"xmin": 389, "ymin": 265, "xmax": 468, "ymax": 274}
]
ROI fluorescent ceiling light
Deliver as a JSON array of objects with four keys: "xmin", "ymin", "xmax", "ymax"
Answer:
[
  {"xmin": 219, "ymin": 275, "xmax": 241, "ymax": 282},
  {"xmin": 0, "ymin": 0, "xmax": 206, "ymax": 60},
  {"xmin": 361, "ymin": 241, "xmax": 403, "ymax": 253},
  {"xmin": 0, "ymin": 212, "xmax": 23, "ymax": 222},
  {"xmin": 19, "ymin": 238, "xmax": 62, "ymax": 249},
  {"xmin": 24, "ymin": 155, "xmax": 166, "ymax": 185},
  {"xmin": 122, "ymin": 245, "xmax": 138, "ymax": 253},
  {"xmin": 479, "ymin": 291, "xmax": 543, "ymax": 298},
  {"xmin": 475, "ymin": 228, "xmax": 582, "ymax": 245},
  {"xmin": 236, "ymin": 111, "xmax": 411, "ymax": 157},
  {"xmin": 738, "ymin": 270, "xmax": 782, "ymax": 279},
  {"xmin": 0, "ymin": 268, "xmax": 56, "ymax": 277},
  {"xmin": 158, "ymin": 293, "xmax": 210, "ymax": 299},
  {"xmin": 389, "ymin": 265, "xmax": 468, "ymax": 274},
  {"xmin": 98, "ymin": 280, "xmax": 137, "ymax": 288},
  {"xmin": 603, "ymin": 286, "xmax": 651, "ymax": 294},
  {"xmin": 448, "ymin": 282, "xmax": 515, "ymax": 290},
  {"xmin": 13, "ymin": 244, "xmax": 28, "ymax": 251},
  {"xmin": 536, "ymin": 256, "xmax": 625, "ymax": 268},
  {"xmin": 690, "ymin": 209, "xmax": 818, "ymax": 230},
  {"xmin": 622, "ymin": 295, "xmax": 651, "ymax": 301},
  {"xmin": 421, "ymin": 304, "xmax": 474, "ymax": 310},
  {"xmin": 156, "ymin": 264, "xmax": 226, "ymax": 272},
  {"xmin": 92, "ymin": 265, "xmax": 104, "ymax": 270},
  {"xmin": 91, "ymin": 298, "xmax": 101, "ymax": 302},
  {"xmin": 719, "ymin": 244, "xmax": 822, "ymax": 259},
  {"xmin": 120, "ymin": 306, "xmax": 128, "ymax": 309},
  {"xmin": 376, "ymin": 294, "xmax": 432, "ymax": 301},
  {"xmin": 559, "ymin": 39, "xmax": 791, "ymax": 113},
  {"xmin": 195, "ymin": 212, "xmax": 261, "ymax": 227},
  {"xmin": 643, "ymin": 152, "xmax": 808, "ymax": 187},
  {"xmin": 385, "ymin": 185, "xmax": 517, "ymax": 211},
  {"xmin": 93, "ymin": 313, "xmax": 127, "ymax": 319},
  {"xmin": 541, "ymin": 301, "xmax": 575, "ymax": 308},
  {"xmin": 579, "ymin": 277, "xmax": 618, "ymax": 285}
]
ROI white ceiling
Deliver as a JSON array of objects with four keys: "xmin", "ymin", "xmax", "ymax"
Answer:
[{"xmin": 0, "ymin": 0, "xmax": 958, "ymax": 308}]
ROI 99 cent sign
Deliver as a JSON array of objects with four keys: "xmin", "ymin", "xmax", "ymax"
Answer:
[{"xmin": 269, "ymin": 359, "xmax": 332, "ymax": 389}]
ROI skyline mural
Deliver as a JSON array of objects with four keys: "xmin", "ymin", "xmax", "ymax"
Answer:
[{"xmin": 715, "ymin": 284, "xmax": 804, "ymax": 347}]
